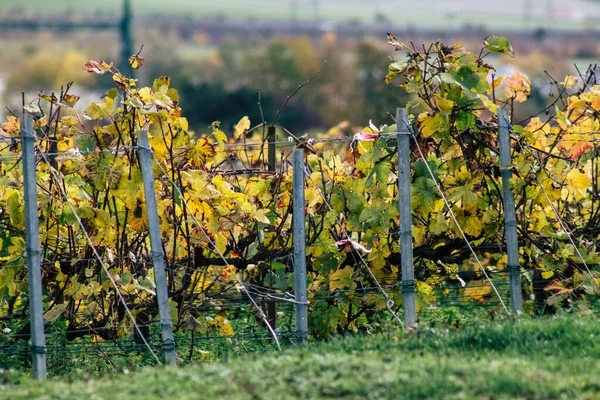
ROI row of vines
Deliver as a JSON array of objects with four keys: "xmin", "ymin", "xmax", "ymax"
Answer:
[{"xmin": 0, "ymin": 35, "xmax": 599, "ymax": 357}]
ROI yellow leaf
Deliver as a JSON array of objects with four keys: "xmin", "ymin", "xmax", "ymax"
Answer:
[
  {"xmin": 57, "ymin": 137, "xmax": 74, "ymax": 151},
  {"xmin": 128, "ymin": 55, "xmax": 145, "ymax": 69},
  {"xmin": 367, "ymin": 248, "xmax": 389, "ymax": 272},
  {"xmin": 112, "ymin": 73, "xmax": 137, "ymax": 89},
  {"xmin": 565, "ymin": 168, "xmax": 590, "ymax": 200},
  {"xmin": 504, "ymin": 73, "xmax": 531, "ymax": 102},
  {"xmin": 85, "ymin": 97, "xmax": 115, "ymax": 120},
  {"xmin": 329, "ymin": 266, "xmax": 356, "ymax": 291},
  {"xmin": 219, "ymin": 321, "xmax": 235, "ymax": 337},
  {"xmin": 478, "ymin": 94, "xmax": 498, "ymax": 114},
  {"xmin": 254, "ymin": 209, "xmax": 271, "ymax": 224},
  {"xmin": 560, "ymin": 133, "xmax": 592, "ymax": 160},
  {"xmin": 489, "ymin": 76, "xmax": 503, "ymax": 93},
  {"xmin": 437, "ymin": 99, "xmax": 454, "ymax": 112},
  {"xmin": 61, "ymin": 94, "xmax": 80, "ymax": 107},
  {"xmin": 213, "ymin": 129, "xmax": 227, "ymax": 151},
  {"xmin": 462, "ymin": 280, "xmax": 492, "ymax": 303},
  {"xmin": 562, "ymin": 76, "xmax": 578, "ymax": 89},
  {"xmin": 589, "ymin": 91, "xmax": 600, "ymax": 111},
  {"xmin": 416, "ymin": 280, "xmax": 436, "ymax": 303},
  {"xmin": 187, "ymin": 138, "xmax": 216, "ymax": 168},
  {"xmin": 419, "ymin": 113, "xmax": 447, "ymax": 138},
  {"xmin": 541, "ymin": 271, "xmax": 555, "ymax": 279},
  {"xmin": 1, "ymin": 116, "xmax": 19, "ymax": 135},
  {"xmin": 234, "ymin": 116, "xmax": 251, "ymax": 139},
  {"xmin": 138, "ymin": 87, "xmax": 152, "ymax": 103},
  {"xmin": 215, "ymin": 232, "xmax": 228, "ymax": 255},
  {"xmin": 178, "ymin": 117, "xmax": 189, "ymax": 132}
]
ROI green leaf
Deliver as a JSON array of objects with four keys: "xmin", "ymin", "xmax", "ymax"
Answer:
[
  {"xmin": 448, "ymin": 185, "xmax": 479, "ymax": 209},
  {"xmin": 455, "ymin": 110, "xmax": 476, "ymax": 131},
  {"xmin": 346, "ymin": 191, "xmax": 365, "ymax": 214},
  {"xmin": 76, "ymin": 134, "xmax": 98, "ymax": 154},
  {"xmin": 330, "ymin": 188, "xmax": 345, "ymax": 213},
  {"xmin": 329, "ymin": 266, "xmax": 356, "ymax": 291},
  {"xmin": 448, "ymin": 66, "xmax": 489, "ymax": 94},
  {"xmin": 272, "ymin": 262, "xmax": 286, "ymax": 271},
  {"xmin": 85, "ymin": 97, "xmax": 115, "ymax": 120},
  {"xmin": 412, "ymin": 177, "xmax": 438, "ymax": 213},
  {"xmin": 366, "ymin": 162, "xmax": 391, "ymax": 187},
  {"xmin": 463, "ymin": 214, "xmax": 484, "ymax": 237},
  {"xmin": 385, "ymin": 60, "xmax": 409, "ymax": 84},
  {"xmin": 483, "ymin": 36, "xmax": 515, "ymax": 57},
  {"xmin": 429, "ymin": 213, "xmax": 448, "ymax": 235},
  {"xmin": 153, "ymin": 76, "xmax": 171, "ymax": 92},
  {"xmin": 103, "ymin": 87, "xmax": 119, "ymax": 100},
  {"xmin": 414, "ymin": 159, "xmax": 439, "ymax": 179},
  {"xmin": 6, "ymin": 191, "xmax": 24, "ymax": 227},
  {"xmin": 359, "ymin": 207, "xmax": 381, "ymax": 228}
]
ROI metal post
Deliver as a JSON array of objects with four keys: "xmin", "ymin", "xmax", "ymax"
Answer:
[
  {"xmin": 498, "ymin": 109, "xmax": 523, "ymax": 312},
  {"xmin": 120, "ymin": 0, "xmax": 133, "ymax": 76},
  {"xmin": 138, "ymin": 130, "xmax": 177, "ymax": 365},
  {"xmin": 293, "ymin": 148, "xmax": 308, "ymax": 344},
  {"xmin": 397, "ymin": 108, "xmax": 417, "ymax": 328},
  {"xmin": 266, "ymin": 126, "xmax": 277, "ymax": 329},
  {"xmin": 21, "ymin": 114, "xmax": 46, "ymax": 379}
]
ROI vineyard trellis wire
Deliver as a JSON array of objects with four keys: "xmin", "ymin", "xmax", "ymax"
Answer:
[
  {"xmin": 6, "ymin": 34, "xmax": 600, "ymax": 384},
  {"xmin": 3, "ymin": 99, "xmax": 596, "ymax": 380}
]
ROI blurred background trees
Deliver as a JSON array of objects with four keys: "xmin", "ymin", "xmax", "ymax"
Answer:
[{"xmin": 0, "ymin": 0, "xmax": 598, "ymax": 132}]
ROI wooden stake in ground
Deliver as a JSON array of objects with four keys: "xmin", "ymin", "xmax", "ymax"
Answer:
[
  {"xmin": 397, "ymin": 108, "xmax": 417, "ymax": 328},
  {"xmin": 293, "ymin": 148, "xmax": 308, "ymax": 344},
  {"xmin": 21, "ymin": 113, "xmax": 47, "ymax": 379},
  {"xmin": 498, "ymin": 108, "xmax": 523, "ymax": 313},
  {"xmin": 138, "ymin": 130, "xmax": 177, "ymax": 364}
]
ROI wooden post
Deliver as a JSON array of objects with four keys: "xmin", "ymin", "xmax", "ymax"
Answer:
[
  {"xmin": 268, "ymin": 126, "xmax": 277, "ymax": 173},
  {"xmin": 267, "ymin": 126, "xmax": 277, "ymax": 329},
  {"xmin": 498, "ymin": 109, "xmax": 523, "ymax": 313},
  {"xmin": 397, "ymin": 108, "xmax": 417, "ymax": 328},
  {"xmin": 21, "ymin": 114, "xmax": 47, "ymax": 379},
  {"xmin": 138, "ymin": 130, "xmax": 177, "ymax": 365},
  {"xmin": 293, "ymin": 148, "xmax": 308, "ymax": 344}
]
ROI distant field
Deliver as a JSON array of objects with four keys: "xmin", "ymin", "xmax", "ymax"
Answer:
[{"xmin": 2, "ymin": 0, "xmax": 600, "ymax": 30}]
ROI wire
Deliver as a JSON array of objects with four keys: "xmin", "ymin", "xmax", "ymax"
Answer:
[
  {"xmin": 0, "ymin": 154, "xmax": 21, "ymax": 160},
  {"xmin": 149, "ymin": 149, "xmax": 282, "ymax": 350},
  {"xmin": 402, "ymin": 117, "xmax": 509, "ymax": 313},
  {"xmin": 0, "ymin": 135, "xmax": 21, "ymax": 141},
  {"xmin": 220, "ymin": 140, "xmax": 296, "ymax": 149},
  {"xmin": 42, "ymin": 146, "xmax": 139, "ymax": 157},
  {"xmin": 36, "ymin": 144, "xmax": 162, "ymax": 364}
]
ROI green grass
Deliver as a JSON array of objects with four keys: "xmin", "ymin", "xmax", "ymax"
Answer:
[
  {"xmin": 1, "ymin": 0, "xmax": 600, "ymax": 30},
  {"xmin": 4, "ymin": 314, "xmax": 600, "ymax": 399}
]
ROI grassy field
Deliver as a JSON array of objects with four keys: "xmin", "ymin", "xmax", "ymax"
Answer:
[
  {"xmin": 1, "ymin": 0, "xmax": 600, "ymax": 30},
  {"xmin": 3, "ymin": 314, "xmax": 600, "ymax": 399}
]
